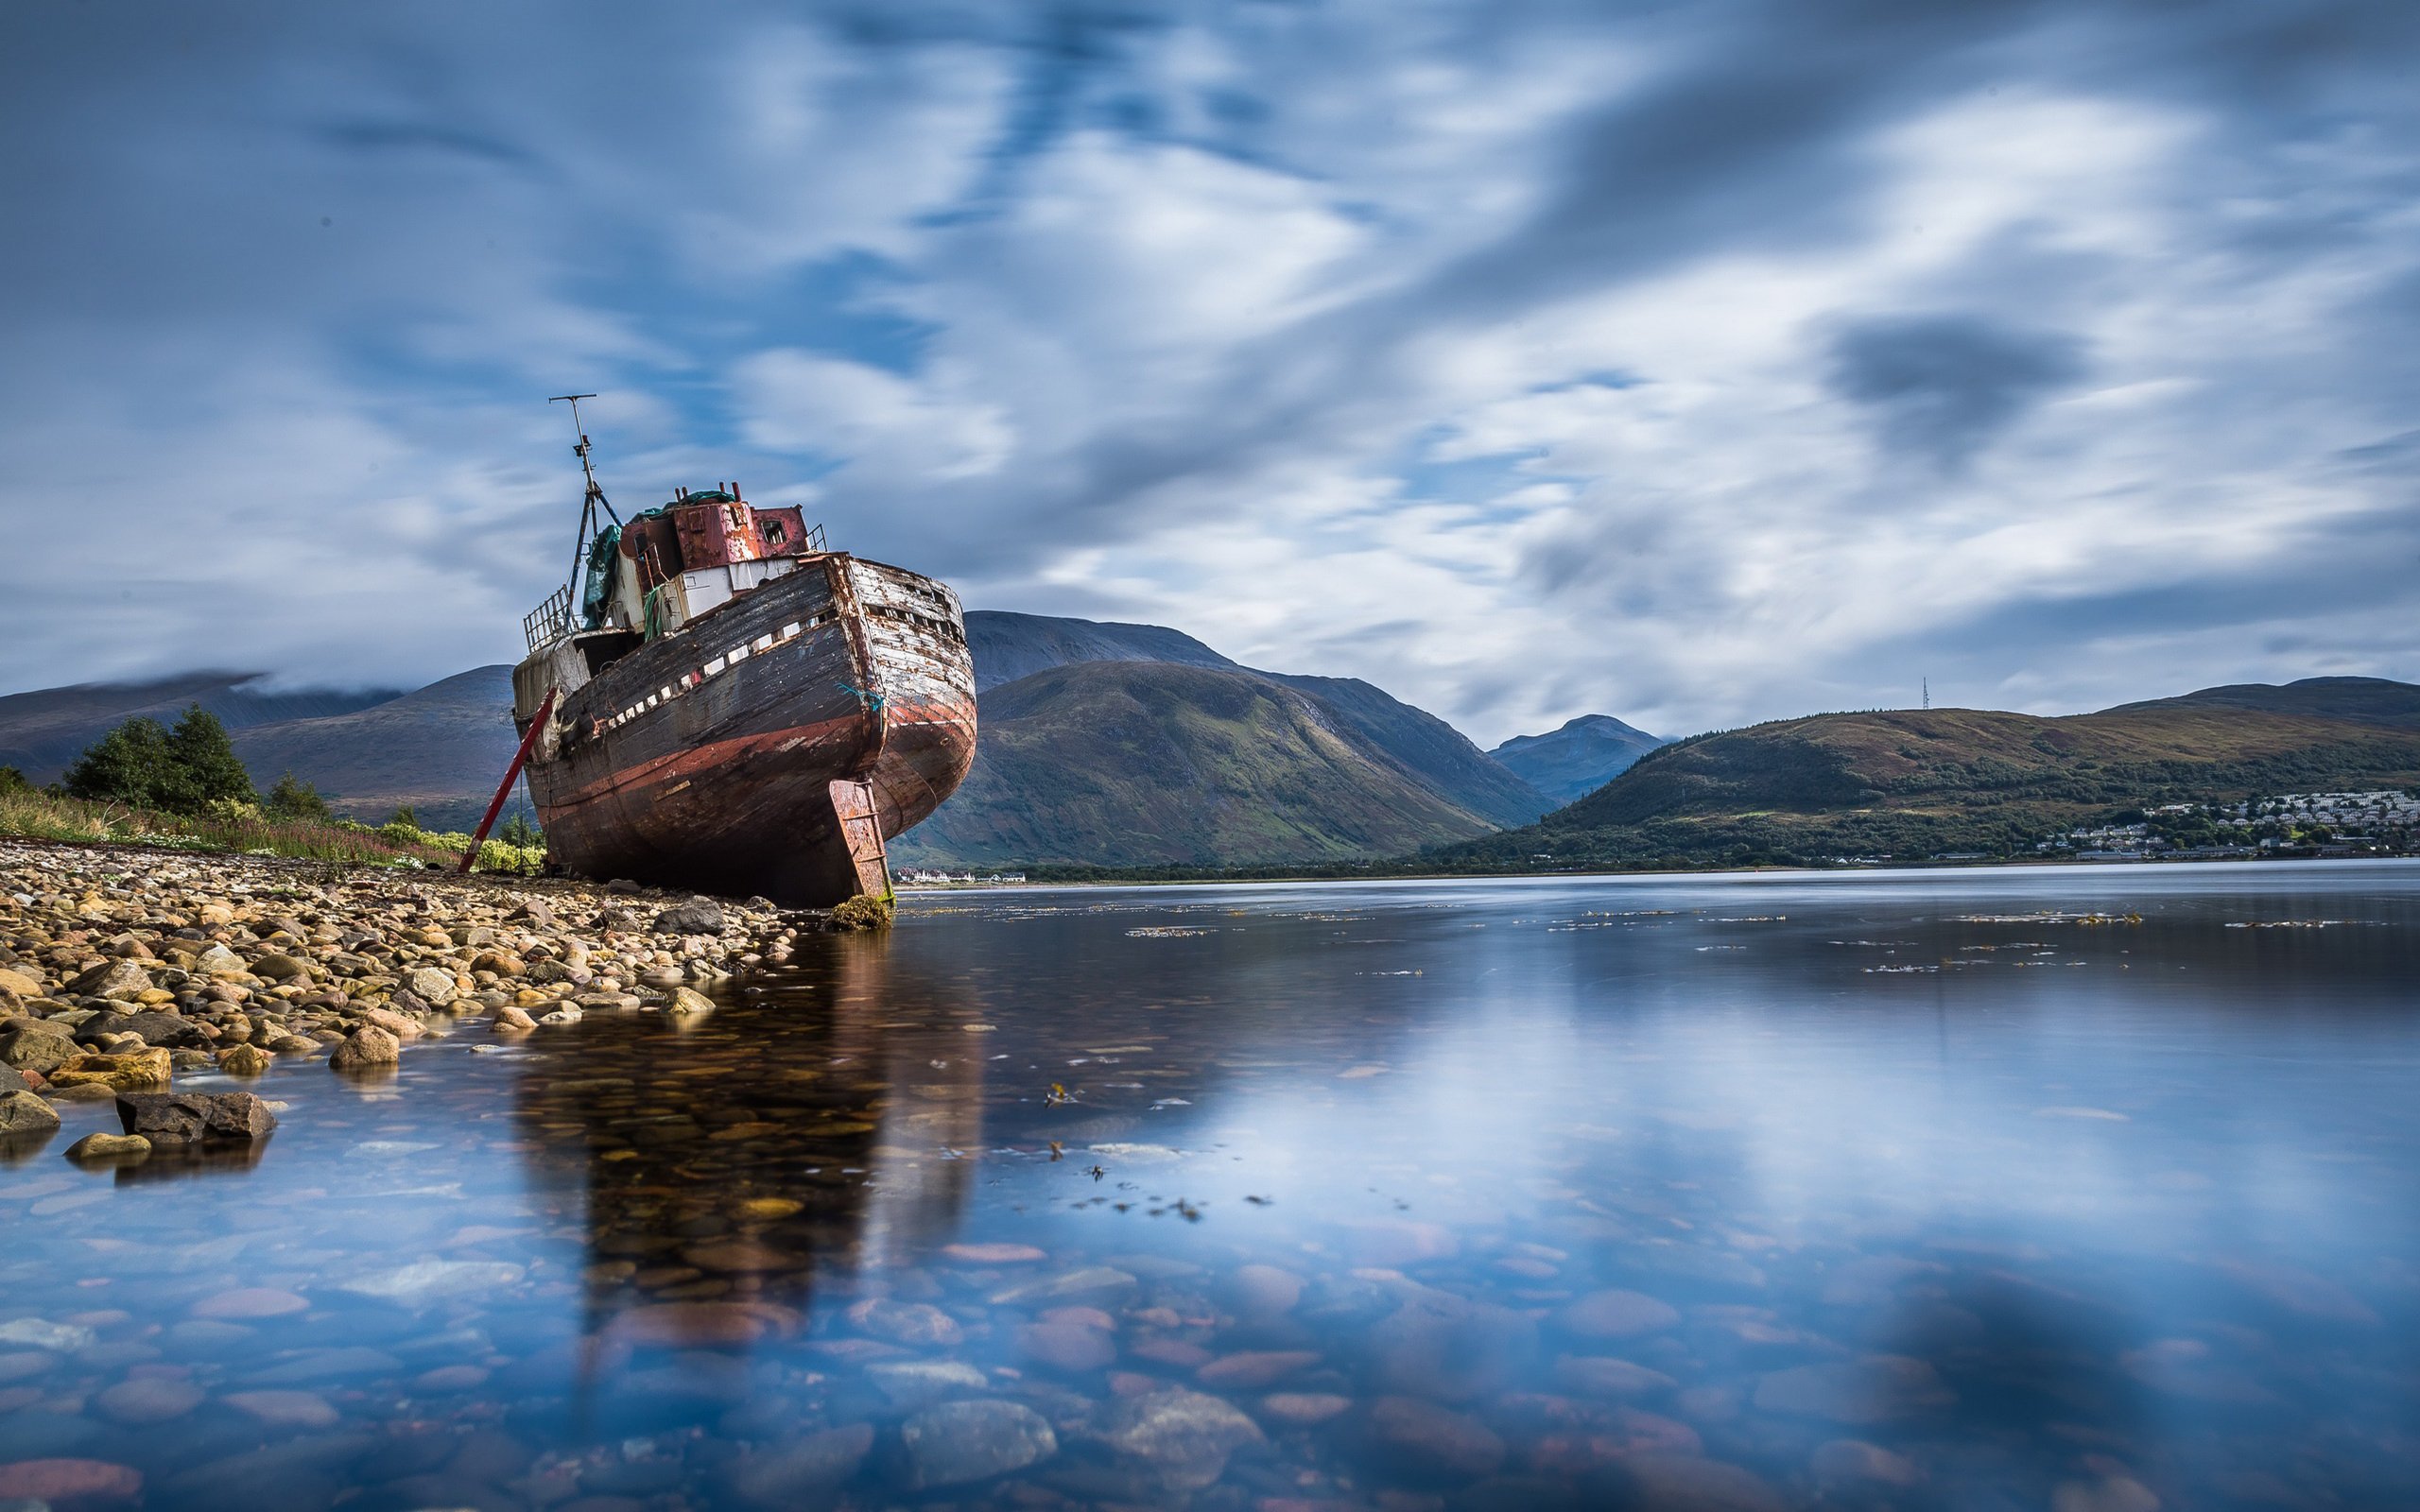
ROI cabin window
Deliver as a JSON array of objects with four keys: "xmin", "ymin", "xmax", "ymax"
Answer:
[{"xmin": 764, "ymin": 519, "xmax": 788, "ymax": 547}]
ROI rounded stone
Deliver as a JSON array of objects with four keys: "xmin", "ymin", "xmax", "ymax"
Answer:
[
  {"xmin": 1553, "ymin": 1354, "xmax": 1679, "ymax": 1399},
  {"xmin": 222, "ymin": 1389, "xmax": 342, "ymax": 1427},
  {"xmin": 1228, "ymin": 1263, "xmax": 1305, "ymax": 1317},
  {"xmin": 1199, "ymin": 1349, "xmax": 1320, "ymax": 1388},
  {"xmin": 1016, "ymin": 1320, "xmax": 1116, "ymax": 1373},
  {"xmin": 64, "ymin": 1132, "xmax": 150, "ymax": 1162},
  {"xmin": 191, "ymin": 1288, "xmax": 309, "ymax": 1320},
  {"xmin": 1812, "ymin": 1438, "xmax": 1924, "ymax": 1487},
  {"xmin": 898, "ymin": 1400, "xmax": 1056, "ymax": 1489},
  {"xmin": 94, "ymin": 1377, "xmax": 204, "ymax": 1424},
  {"xmin": 1099, "ymin": 1387, "xmax": 1266, "ymax": 1489},
  {"xmin": 1357, "ymin": 1397, "xmax": 1506, "ymax": 1482},
  {"xmin": 1754, "ymin": 1356, "xmax": 1955, "ymax": 1424},
  {"xmin": 844, "ymin": 1298, "xmax": 962, "ymax": 1349},
  {"xmin": 329, "ymin": 1025, "xmax": 401, "ymax": 1072},
  {"xmin": 0, "ymin": 1458, "xmax": 144, "ymax": 1503},
  {"xmin": 1558, "ymin": 1289, "xmax": 1681, "ymax": 1340},
  {"xmin": 0, "ymin": 1090, "xmax": 60, "ymax": 1137},
  {"xmin": 1259, "ymin": 1392, "xmax": 1353, "ymax": 1426}
]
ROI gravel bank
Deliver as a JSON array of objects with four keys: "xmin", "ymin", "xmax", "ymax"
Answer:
[{"xmin": 0, "ymin": 839, "xmax": 849, "ymax": 1158}]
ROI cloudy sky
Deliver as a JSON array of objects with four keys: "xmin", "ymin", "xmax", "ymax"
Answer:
[{"xmin": 3, "ymin": 0, "xmax": 2414, "ymax": 744}]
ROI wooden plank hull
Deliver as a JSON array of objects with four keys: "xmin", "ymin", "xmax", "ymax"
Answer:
[{"xmin": 510, "ymin": 556, "xmax": 975, "ymax": 905}]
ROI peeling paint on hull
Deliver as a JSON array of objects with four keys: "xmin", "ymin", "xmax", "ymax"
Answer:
[{"xmin": 510, "ymin": 555, "xmax": 976, "ymax": 905}]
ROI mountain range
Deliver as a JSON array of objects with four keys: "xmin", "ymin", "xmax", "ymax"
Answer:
[
  {"xmin": 1433, "ymin": 677, "xmax": 2420, "ymax": 871},
  {"xmin": 0, "ymin": 613, "xmax": 1657, "ymax": 857},
  {"xmin": 20, "ymin": 619, "xmax": 2398, "ymax": 878}
]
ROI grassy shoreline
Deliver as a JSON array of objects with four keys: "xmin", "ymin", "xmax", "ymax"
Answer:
[{"xmin": 0, "ymin": 785, "xmax": 539, "ymax": 873}]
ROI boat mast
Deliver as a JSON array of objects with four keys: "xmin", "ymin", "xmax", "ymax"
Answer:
[{"xmin": 549, "ymin": 393, "xmax": 621, "ymax": 599}]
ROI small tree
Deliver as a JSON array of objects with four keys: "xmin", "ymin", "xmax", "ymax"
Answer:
[
  {"xmin": 0, "ymin": 765, "xmax": 28, "ymax": 795},
  {"xmin": 388, "ymin": 804, "xmax": 418, "ymax": 829},
  {"xmin": 264, "ymin": 771, "xmax": 332, "ymax": 821},
  {"xmin": 162, "ymin": 705, "xmax": 256, "ymax": 812},
  {"xmin": 62, "ymin": 716, "xmax": 178, "ymax": 809},
  {"xmin": 499, "ymin": 812, "xmax": 543, "ymax": 849}
]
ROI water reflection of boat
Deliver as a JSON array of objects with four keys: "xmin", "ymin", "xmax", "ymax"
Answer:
[{"xmin": 510, "ymin": 936, "xmax": 988, "ymax": 1349}]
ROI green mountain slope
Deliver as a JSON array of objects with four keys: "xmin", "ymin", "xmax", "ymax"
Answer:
[
  {"xmin": 1430, "ymin": 679, "xmax": 2420, "ymax": 869},
  {"xmin": 889, "ymin": 662, "xmax": 1502, "ymax": 868},
  {"xmin": 963, "ymin": 610, "xmax": 1545, "ymax": 824},
  {"xmin": 1488, "ymin": 713, "xmax": 1668, "ymax": 805},
  {"xmin": 1263, "ymin": 673, "xmax": 1547, "ymax": 827}
]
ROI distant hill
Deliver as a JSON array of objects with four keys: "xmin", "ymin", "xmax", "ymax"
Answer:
[
  {"xmin": 1488, "ymin": 714, "xmax": 1668, "ymax": 806},
  {"xmin": 231, "ymin": 667, "xmax": 523, "ymax": 830},
  {"xmin": 964, "ymin": 610, "xmax": 1239, "ymax": 692},
  {"xmin": 889, "ymin": 661, "xmax": 1503, "ymax": 868},
  {"xmin": 2106, "ymin": 676, "xmax": 2420, "ymax": 729},
  {"xmin": 958, "ymin": 610, "xmax": 1548, "ymax": 831},
  {"xmin": 0, "ymin": 671, "xmax": 403, "ymax": 782},
  {"xmin": 1429, "ymin": 678, "xmax": 2420, "ymax": 871}
]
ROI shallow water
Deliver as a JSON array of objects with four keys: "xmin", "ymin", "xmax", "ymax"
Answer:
[{"xmin": 6, "ymin": 860, "xmax": 2419, "ymax": 1510}]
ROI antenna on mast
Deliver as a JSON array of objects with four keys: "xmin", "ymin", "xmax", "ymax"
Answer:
[
  {"xmin": 549, "ymin": 394, "xmax": 621, "ymax": 609},
  {"xmin": 1923, "ymin": 678, "xmax": 1930, "ymax": 711}
]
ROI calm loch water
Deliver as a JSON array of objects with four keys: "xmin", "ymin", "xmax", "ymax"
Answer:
[{"xmin": 6, "ymin": 861, "xmax": 2419, "ymax": 1510}]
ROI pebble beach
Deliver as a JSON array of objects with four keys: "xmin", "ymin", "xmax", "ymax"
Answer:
[{"xmin": 0, "ymin": 839, "xmax": 823, "ymax": 1160}]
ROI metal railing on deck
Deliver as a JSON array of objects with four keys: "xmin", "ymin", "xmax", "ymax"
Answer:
[{"xmin": 524, "ymin": 583, "xmax": 575, "ymax": 652}]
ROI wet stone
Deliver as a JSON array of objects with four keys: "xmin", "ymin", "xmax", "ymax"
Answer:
[
  {"xmin": 898, "ymin": 1399, "xmax": 1057, "ymax": 1489},
  {"xmin": 1098, "ymin": 1386, "xmax": 1266, "ymax": 1489},
  {"xmin": 48, "ymin": 1049, "xmax": 171, "ymax": 1092},
  {"xmin": 866, "ymin": 1357, "xmax": 989, "ymax": 1409},
  {"xmin": 94, "ymin": 1376, "xmax": 204, "ymax": 1424},
  {"xmin": 115, "ymin": 1091, "xmax": 275, "ymax": 1146},
  {"xmin": 1259, "ymin": 1392, "xmax": 1353, "ymax": 1426},
  {"xmin": 990, "ymin": 1266, "xmax": 1140, "ymax": 1309},
  {"xmin": 1229, "ymin": 1263, "xmax": 1305, "ymax": 1317},
  {"xmin": 1552, "ymin": 1354, "xmax": 1679, "ymax": 1399},
  {"xmin": 1017, "ymin": 1319, "xmax": 1116, "ymax": 1372},
  {"xmin": 0, "ymin": 1458, "xmax": 144, "ymax": 1504},
  {"xmin": 1369, "ymin": 1291, "xmax": 1537, "ymax": 1402},
  {"xmin": 64, "ymin": 1132, "xmax": 149, "ymax": 1162},
  {"xmin": 1557, "ymin": 1288, "xmax": 1682, "ymax": 1341},
  {"xmin": 1754, "ymin": 1355, "xmax": 1956, "ymax": 1424},
  {"xmin": 721, "ymin": 1424, "xmax": 874, "ymax": 1506},
  {"xmin": 0, "ymin": 1091, "xmax": 59, "ymax": 1137},
  {"xmin": 328, "ymin": 1026, "xmax": 399, "ymax": 1071},
  {"xmin": 1613, "ymin": 1453, "xmax": 1789, "ymax": 1512},
  {"xmin": 1812, "ymin": 1437, "xmax": 1924, "ymax": 1487},
  {"xmin": 1355, "ymin": 1397, "xmax": 1507, "ymax": 1483},
  {"xmin": 214, "ymin": 1044, "xmax": 270, "ymax": 1077}
]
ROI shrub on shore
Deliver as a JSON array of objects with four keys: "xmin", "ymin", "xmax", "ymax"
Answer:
[{"xmin": 62, "ymin": 705, "xmax": 257, "ymax": 815}]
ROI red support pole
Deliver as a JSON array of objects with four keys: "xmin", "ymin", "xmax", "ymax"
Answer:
[{"xmin": 461, "ymin": 687, "xmax": 557, "ymax": 874}]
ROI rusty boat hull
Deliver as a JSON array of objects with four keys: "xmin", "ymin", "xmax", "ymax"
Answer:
[{"xmin": 510, "ymin": 554, "xmax": 975, "ymax": 905}]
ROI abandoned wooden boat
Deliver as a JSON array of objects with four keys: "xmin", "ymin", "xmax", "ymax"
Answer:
[{"xmin": 507, "ymin": 400, "xmax": 975, "ymax": 904}]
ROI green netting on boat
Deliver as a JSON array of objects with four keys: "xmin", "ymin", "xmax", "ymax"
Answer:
[{"xmin": 579, "ymin": 525, "xmax": 621, "ymax": 629}]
